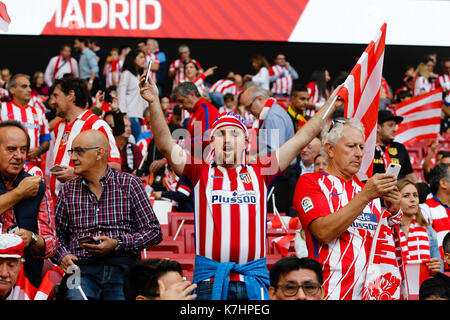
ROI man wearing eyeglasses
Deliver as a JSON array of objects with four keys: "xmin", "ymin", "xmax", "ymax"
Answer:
[
  {"xmin": 269, "ymin": 257, "xmax": 324, "ymax": 300},
  {"xmin": 53, "ymin": 129, "xmax": 162, "ymax": 300},
  {"xmin": 240, "ymin": 85, "xmax": 296, "ymax": 216},
  {"xmin": 48, "ymin": 76, "xmax": 121, "ymax": 200}
]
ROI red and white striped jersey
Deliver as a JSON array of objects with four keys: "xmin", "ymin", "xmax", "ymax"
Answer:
[
  {"xmin": 169, "ymin": 58, "xmax": 201, "ymax": 90},
  {"xmin": 269, "ymin": 65, "xmax": 294, "ymax": 95},
  {"xmin": 413, "ymin": 76, "xmax": 434, "ymax": 96},
  {"xmin": 0, "ymin": 101, "xmax": 51, "ymax": 151},
  {"xmin": 209, "ymin": 79, "xmax": 239, "ymax": 96},
  {"xmin": 436, "ymin": 74, "xmax": 450, "ymax": 91},
  {"xmin": 49, "ymin": 109, "xmax": 121, "ymax": 197},
  {"xmin": 294, "ymin": 171, "xmax": 384, "ymax": 300},
  {"xmin": 145, "ymin": 53, "xmax": 159, "ymax": 83},
  {"xmin": 399, "ymin": 220, "xmax": 430, "ymax": 263},
  {"xmin": 23, "ymin": 162, "xmax": 44, "ymax": 177},
  {"xmin": 420, "ymin": 195, "xmax": 450, "ymax": 263},
  {"xmin": 105, "ymin": 59, "xmax": 121, "ymax": 88},
  {"xmin": 306, "ymin": 81, "xmax": 329, "ymax": 110},
  {"xmin": 182, "ymin": 156, "xmax": 280, "ymax": 265}
]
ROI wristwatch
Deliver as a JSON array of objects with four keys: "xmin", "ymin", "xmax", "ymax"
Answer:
[
  {"xmin": 114, "ymin": 237, "xmax": 123, "ymax": 253},
  {"xmin": 30, "ymin": 232, "xmax": 38, "ymax": 246}
]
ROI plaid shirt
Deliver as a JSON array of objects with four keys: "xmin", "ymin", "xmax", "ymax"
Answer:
[
  {"xmin": 54, "ymin": 167, "xmax": 162, "ymax": 264},
  {"xmin": 0, "ymin": 186, "xmax": 57, "ymax": 259}
]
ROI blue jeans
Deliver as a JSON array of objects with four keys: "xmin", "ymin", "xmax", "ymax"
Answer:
[
  {"xmin": 64, "ymin": 264, "xmax": 128, "ymax": 300},
  {"xmin": 196, "ymin": 281, "xmax": 248, "ymax": 300},
  {"xmin": 129, "ymin": 117, "xmax": 142, "ymax": 142}
]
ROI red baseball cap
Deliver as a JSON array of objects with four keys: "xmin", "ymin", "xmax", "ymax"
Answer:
[{"xmin": 0, "ymin": 234, "xmax": 25, "ymax": 259}]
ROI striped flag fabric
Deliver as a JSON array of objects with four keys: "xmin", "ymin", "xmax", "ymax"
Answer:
[
  {"xmin": 34, "ymin": 264, "xmax": 65, "ymax": 300},
  {"xmin": 267, "ymin": 215, "xmax": 299, "ymax": 230},
  {"xmin": 394, "ymin": 88, "xmax": 443, "ymax": 147},
  {"xmin": 338, "ymin": 23, "xmax": 387, "ymax": 181},
  {"xmin": 0, "ymin": 1, "xmax": 10, "ymax": 32},
  {"xmin": 272, "ymin": 234, "xmax": 295, "ymax": 257}
]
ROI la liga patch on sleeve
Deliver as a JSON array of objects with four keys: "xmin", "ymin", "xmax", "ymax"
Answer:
[{"xmin": 301, "ymin": 197, "xmax": 314, "ymax": 213}]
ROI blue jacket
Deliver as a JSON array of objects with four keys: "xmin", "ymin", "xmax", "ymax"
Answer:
[
  {"xmin": 193, "ymin": 254, "xmax": 270, "ymax": 300},
  {"xmin": 0, "ymin": 170, "xmax": 46, "ymax": 287}
]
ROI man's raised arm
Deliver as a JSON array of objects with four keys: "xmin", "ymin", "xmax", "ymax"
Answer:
[
  {"xmin": 276, "ymin": 85, "xmax": 343, "ymax": 172},
  {"xmin": 139, "ymin": 74, "xmax": 186, "ymax": 176}
]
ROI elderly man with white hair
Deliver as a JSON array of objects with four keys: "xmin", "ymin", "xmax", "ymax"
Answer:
[{"xmin": 294, "ymin": 118, "xmax": 405, "ymax": 300}]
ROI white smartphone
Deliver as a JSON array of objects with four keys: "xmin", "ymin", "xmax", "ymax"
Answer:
[
  {"xmin": 386, "ymin": 163, "xmax": 401, "ymax": 178},
  {"xmin": 145, "ymin": 60, "xmax": 153, "ymax": 84}
]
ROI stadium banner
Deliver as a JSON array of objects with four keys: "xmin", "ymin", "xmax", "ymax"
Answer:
[{"xmin": 1, "ymin": 0, "xmax": 449, "ymax": 46}]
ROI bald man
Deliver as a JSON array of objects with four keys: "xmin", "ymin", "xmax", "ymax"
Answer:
[{"xmin": 54, "ymin": 130, "xmax": 162, "ymax": 300}]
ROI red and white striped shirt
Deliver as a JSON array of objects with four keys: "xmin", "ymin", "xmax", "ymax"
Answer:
[
  {"xmin": 182, "ymin": 156, "xmax": 280, "ymax": 265},
  {"xmin": 105, "ymin": 59, "xmax": 122, "ymax": 88},
  {"xmin": 436, "ymin": 74, "xmax": 450, "ymax": 92},
  {"xmin": 269, "ymin": 65, "xmax": 294, "ymax": 95},
  {"xmin": 169, "ymin": 58, "xmax": 201, "ymax": 90},
  {"xmin": 294, "ymin": 171, "xmax": 385, "ymax": 300},
  {"xmin": 420, "ymin": 195, "xmax": 450, "ymax": 264},
  {"xmin": 413, "ymin": 76, "xmax": 434, "ymax": 96},
  {"xmin": 209, "ymin": 79, "xmax": 239, "ymax": 96},
  {"xmin": 399, "ymin": 220, "xmax": 430, "ymax": 263},
  {"xmin": 0, "ymin": 101, "xmax": 51, "ymax": 151},
  {"xmin": 49, "ymin": 109, "xmax": 121, "ymax": 197}
]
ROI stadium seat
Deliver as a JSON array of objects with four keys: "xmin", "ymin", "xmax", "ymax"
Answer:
[
  {"xmin": 266, "ymin": 254, "xmax": 284, "ymax": 271},
  {"xmin": 407, "ymin": 146, "xmax": 423, "ymax": 169},
  {"xmin": 267, "ymin": 235, "xmax": 296, "ymax": 255},
  {"xmin": 144, "ymin": 238, "xmax": 186, "ymax": 256},
  {"xmin": 160, "ymin": 224, "xmax": 169, "ymax": 237},
  {"xmin": 168, "ymin": 211, "xmax": 195, "ymax": 236},
  {"xmin": 182, "ymin": 224, "xmax": 196, "ymax": 253}
]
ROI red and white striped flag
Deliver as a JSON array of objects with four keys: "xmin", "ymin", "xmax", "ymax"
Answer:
[
  {"xmin": 0, "ymin": 1, "xmax": 10, "ymax": 32},
  {"xmin": 267, "ymin": 215, "xmax": 299, "ymax": 230},
  {"xmin": 34, "ymin": 264, "xmax": 65, "ymax": 300},
  {"xmin": 272, "ymin": 234, "xmax": 295, "ymax": 257},
  {"xmin": 394, "ymin": 88, "xmax": 443, "ymax": 147},
  {"xmin": 338, "ymin": 23, "xmax": 387, "ymax": 181}
]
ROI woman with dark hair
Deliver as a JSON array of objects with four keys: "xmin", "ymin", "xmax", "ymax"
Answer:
[
  {"xmin": 31, "ymin": 71, "xmax": 50, "ymax": 98},
  {"xmin": 244, "ymin": 54, "xmax": 270, "ymax": 90},
  {"xmin": 397, "ymin": 178, "xmax": 442, "ymax": 274},
  {"xmin": 182, "ymin": 61, "xmax": 217, "ymax": 97},
  {"xmin": 118, "ymin": 49, "xmax": 147, "ymax": 140},
  {"xmin": 306, "ymin": 68, "xmax": 331, "ymax": 113}
]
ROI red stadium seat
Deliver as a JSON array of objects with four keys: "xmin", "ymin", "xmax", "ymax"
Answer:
[
  {"xmin": 182, "ymin": 224, "xmax": 196, "ymax": 253},
  {"xmin": 141, "ymin": 252, "xmax": 196, "ymax": 281},
  {"xmin": 267, "ymin": 235, "xmax": 296, "ymax": 255},
  {"xmin": 144, "ymin": 238, "xmax": 186, "ymax": 256},
  {"xmin": 168, "ymin": 211, "xmax": 195, "ymax": 236},
  {"xmin": 407, "ymin": 147, "xmax": 423, "ymax": 169},
  {"xmin": 160, "ymin": 224, "xmax": 169, "ymax": 237},
  {"xmin": 266, "ymin": 254, "xmax": 284, "ymax": 271}
]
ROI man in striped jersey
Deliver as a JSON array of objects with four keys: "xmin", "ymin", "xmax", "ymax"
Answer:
[
  {"xmin": 1, "ymin": 74, "xmax": 51, "ymax": 169},
  {"xmin": 140, "ymin": 73, "xmax": 342, "ymax": 300},
  {"xmin": 269, "ymin": 53, "xmax": 299, "ymax": 97},
  {"xmin": 420, "ymin": 163, "xmax": 450, "ymax": 270},
  {"xmin": 294, "ymin": 118, "xmax": 404, "ymax": 300},
  {"xmin": 48, "ymin": 77, "xmax": 121, "ymax": 199},
  {"xmin": 168, "ymin": 45, "xmax": 202, "ymax": 92}
]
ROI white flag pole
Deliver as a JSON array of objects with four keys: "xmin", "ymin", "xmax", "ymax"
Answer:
[
  {"xmin": 321, "ymin": 95, "xmax": 338, "ymax": 120},
  {"xmin": 173, "ymin": 219, "xmax": 185, "ymax": 241},
  {"xmin": 272, "ymin": 194, "xmax": 288, "ymax": 232},
  {"xmin": 78, "ymin": 286, "xmax": 88, "ymax": 300}
]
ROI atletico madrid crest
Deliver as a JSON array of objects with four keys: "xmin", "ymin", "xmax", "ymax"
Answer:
[{"xmin": 239, "ymin": 173, "xmax": 252, "ymax": 184}]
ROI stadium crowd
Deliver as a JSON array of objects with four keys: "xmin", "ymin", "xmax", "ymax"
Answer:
[{"xmin": 0, "ymin": 37, "xmax": 449, "ymax": 301}]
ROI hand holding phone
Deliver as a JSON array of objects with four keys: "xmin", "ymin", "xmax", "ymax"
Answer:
[
  {"xmin": 78, "ymin": 235, "xmax": 100, "ymax": 245},
  {"xmin": 50, "ymin": 165, "xmax": 64, "ymax": 172},
  {"xmin": 386, "ymin": 163, "xmax": 401, "ymax": 179}
]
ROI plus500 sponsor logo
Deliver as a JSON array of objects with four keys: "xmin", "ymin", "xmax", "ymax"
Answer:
[{"xmin": 211, "ymin": 191, "xmax": 257, "ymax": 204}]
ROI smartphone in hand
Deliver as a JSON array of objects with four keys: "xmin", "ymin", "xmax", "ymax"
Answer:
[{"xmin": 78, "ymin": 235, "xmax": 100, "ymax": 245}]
